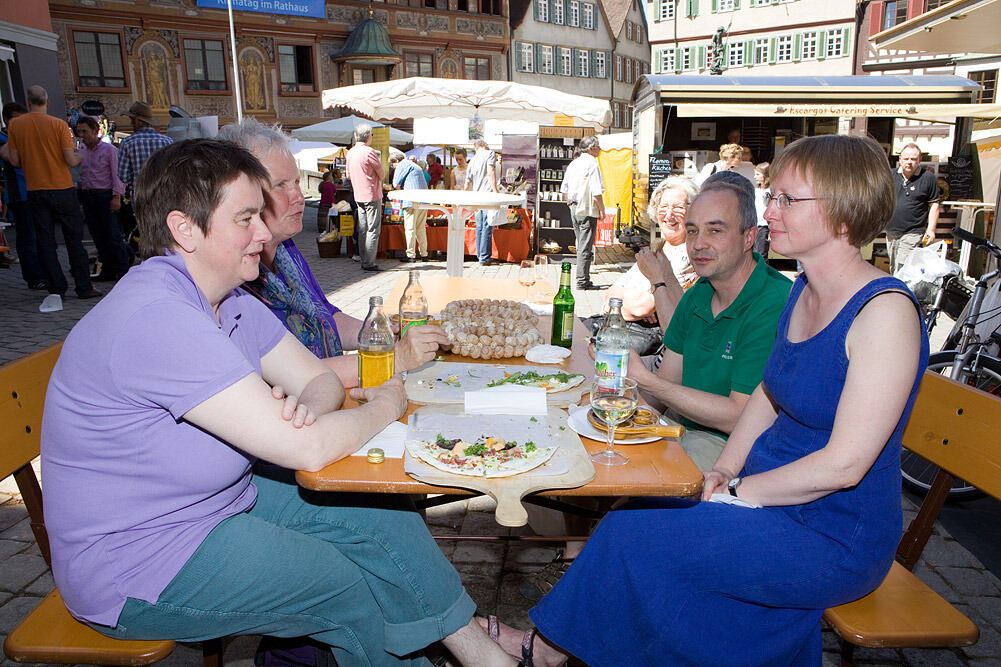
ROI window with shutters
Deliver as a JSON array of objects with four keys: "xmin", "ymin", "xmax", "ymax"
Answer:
[
  {"xmin": 616, "ymin": 54, "xmax": 623, "ymax": 80},
  {"xmin": 464, "ymin": 57, "xmax": 490, "ymax": 79},
  {"xmin": 569, "ymin": 1, "xmax": 580, "ymax": 25},
  {"xmin": 521, "ymin": 43, "xmax": 535, "ymax": 72},
  {"xmin": 554, "ymin": 0, "xmax": 565, "ymax": 24},
  {"xmin": 635, "ymin": 25, "xmax": 642, "ymax": 42},
  {"xmin": 825, "ymin": 30, "xmax": 843, "ymax": 58},
  {"xmin": 970, "ymin": 69, "xmax": 998, "ymax": 103},
  {"xmin": 538, "ymin": 0, "xmax": 549, "ymax": 21},
  {"xmin": 583, "ymin": 3, "xmax": 594, "ymax": 28},
  {"xmin": 753, "ymin": 38, "xmax": 769, "ymax": 65},
  {"xmin": 717, "ymin": 0, "xmax": 734, "ymax": 11},
  {"xmin": 540, "ymin": 45, "xmax": 554, "ymax": 73},
  {"xmin": 801, "ymin": 31, "xmax": 818, "ymax": 60},
  {"xmin": 404, "ymin": 52, "xmax": 434, "ymax": 77},
  {"xmin": 751, "ymin": 0, "xmax": 769, "ymax": 5},
  {"xmin": 626, "ymin": 22, "xmax": 633, "ymax": 40},
  {"xmin": 660, "ymin": 0, "xmax": 675, "ymax": 19},
  {"xmin": 625, "ymin": 58, "xmax": 633, "ymax": 82},
  {"xmin": 72, "ymin": 31, "xmax": 126, "ymax": 88},
  {"xmin": 578, "ymin": 49, "xmax": 590, "ymax": 77},
  {"xmin": 614, "ymin": 102, "xmax": 621, "ymax": 128},
  {"xmin": 776, "ymin": 34, "xmax": 792, "ymax": 62},
  {"xmin": 681, "ymin": 49, "xmax": 692, "ymax": 71},
  {"xmin": 925, "ymin": 0, "xmax": 948, "ymax": 8},
  {"xmin": 660, "ymin": 49, "xmax": 676, "ymax": 72},
  {"xmin": 561, "ymin": 47, "xmax": 573, "ymax": 75},
  {"xmin": 728, "ymin": 42, "xmax": 744, "ymax": 67},
  {"xmin": 595, "ymin": 51, "xmax": 606, "ymax": 78},
  {"xmin": 184, "ymin": 38, "xmax": 227, "ymax": 91},
  {"xmin": 882, "ymin": 1, "xmax": 908, "ymax": 30}
]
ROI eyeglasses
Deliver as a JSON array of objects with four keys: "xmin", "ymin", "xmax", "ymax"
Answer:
[
  {"xmin": 762, "ymin": 192, "xmax": 821, "ymax": 210},
  {"xmin": 658, "ymin": 203, "xmax": 688, "ymax": 212}
]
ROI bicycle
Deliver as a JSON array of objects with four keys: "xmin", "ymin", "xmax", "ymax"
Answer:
[{"xmin": 900, "ymin": 226, "xmax": 1001, "ymax": 501}]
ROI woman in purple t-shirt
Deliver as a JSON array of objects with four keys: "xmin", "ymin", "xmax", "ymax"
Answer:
[{"xmin": 41, "ymin": 139, "xmax": 519, "ymax": 667}]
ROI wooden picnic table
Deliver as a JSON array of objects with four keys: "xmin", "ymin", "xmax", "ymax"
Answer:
[{"xmin": 296, "ymin": 276, "xmax": 703, "ymax": 510}]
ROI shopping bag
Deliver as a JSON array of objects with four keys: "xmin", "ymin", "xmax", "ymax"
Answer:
[{"xmin": 894, "ymin": 241, "xmax": 961, "ymax": 303}]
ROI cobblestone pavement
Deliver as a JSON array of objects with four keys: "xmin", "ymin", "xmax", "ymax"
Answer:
[{"xmin": 2, "ymin": 211, "xmax": 1000, "ymax": 666}]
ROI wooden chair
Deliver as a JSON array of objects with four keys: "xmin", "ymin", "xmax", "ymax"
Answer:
[
  {"xmin": 824, "ymin": 371, "xmax": 1000, "ymax": 665},
  {"xmin": 1, "ymin": 344, "xmax": 223, "ymax": 666}
]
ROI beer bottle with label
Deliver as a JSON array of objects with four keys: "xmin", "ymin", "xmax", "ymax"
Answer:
[
  {"xmin": 358, "ymin": 296, "xmax": 395, "ymax": 388},
  {"xmin": 398, "ymin": 270, "xmax": 428, "ymax": 338},
  {"xmin": 551, "ymin": 261, "xmax": 575, "ymax": 348}
]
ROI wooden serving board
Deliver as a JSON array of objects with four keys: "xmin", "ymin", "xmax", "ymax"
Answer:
[
  {"xmin": 405, "ymin": 360, "xmax": 589, "ymax": 409},
  {"xmin": 586, "ymin": 408, "xmax": 686, "ymax": 439},
  {"xmin": 404, "ymin": 404, "xmax": 595, "ymax": 527}
]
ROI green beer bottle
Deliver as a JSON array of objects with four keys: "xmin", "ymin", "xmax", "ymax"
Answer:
[{"xmin": 551, "ymin": 261, "xmax": 575, "ymax": 348}]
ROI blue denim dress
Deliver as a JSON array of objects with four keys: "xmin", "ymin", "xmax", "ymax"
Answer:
[{"xmin": 531, "ymin": 275, "xmax": 929, "ymax": 666}]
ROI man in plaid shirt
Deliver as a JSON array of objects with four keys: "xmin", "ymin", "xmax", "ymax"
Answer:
[{"xmin": 117, "ymin": 101, "xmax": 173, "ymax": 197}]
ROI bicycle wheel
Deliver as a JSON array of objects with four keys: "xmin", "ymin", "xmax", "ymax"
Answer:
[{"xmin": 900, "ymin": 350, "xmax": 1001, "ymax": 500}]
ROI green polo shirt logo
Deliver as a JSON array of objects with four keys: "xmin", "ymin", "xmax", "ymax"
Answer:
[{"xmin": 722, "ymin": 341, "xmax": 734, "ymax": 361}]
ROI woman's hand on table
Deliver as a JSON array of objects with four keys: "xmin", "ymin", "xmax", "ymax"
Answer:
[
  {"xmin": 349, "ymin": 376, "xmax": 408, "ymax": 419},
  {"xmin": 702, "ymin": 469, "xmax": 731, "ymax": 500},
  {"xmin": 395, "ymin": 325, "xmax": 451, "ymax": 373},
  {"xmin": 270, "ymin": 385, "xmax": 318, "ymax": 429}
]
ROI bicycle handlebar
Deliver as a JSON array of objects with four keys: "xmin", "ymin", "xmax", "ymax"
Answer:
[{"xmin": 953, "ymin": 226, "xmax": 1001, "ymax": 257}]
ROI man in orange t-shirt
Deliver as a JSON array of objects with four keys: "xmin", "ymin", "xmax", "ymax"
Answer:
[{"xmin": 4, "ymin": 86, "xmax": 99, "ymax": 299}]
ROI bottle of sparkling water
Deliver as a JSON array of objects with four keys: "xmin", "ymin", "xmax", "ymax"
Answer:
[
  {"xmin": 551, "ymin": 261, "xmax": 575, "ymax": 348},
  {"xmin": 398, "ymin": 270, "xmax": 428, "ymax": 338},
  {"xmin": 594, "ymin": 297, "xmax": 630, "ymax": 387},
  {"xmin": 358, "ymin": 296, "xmax": 395, "ymax": 388}
]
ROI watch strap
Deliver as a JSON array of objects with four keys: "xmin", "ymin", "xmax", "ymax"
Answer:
[
  {"xmin": 728, "ymin": 477, "xmax": 741, "ymax": 497},
  {"xmin": 651, "ymin": 281, "xmax": 668, "ymax": 294}
]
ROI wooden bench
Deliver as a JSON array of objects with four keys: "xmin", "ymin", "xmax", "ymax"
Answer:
[
  {"xmin": 823, "ymin": 371, "xmax": 1000, "ymax": 665},
  {"xmin": 1, "ymin": 344, "xmax": 223, "ymax": 666}
]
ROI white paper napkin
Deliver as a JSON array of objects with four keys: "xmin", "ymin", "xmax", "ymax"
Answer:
[
  {"xmin": 463, "ymin": 385, "xmax": 548, "ymax": 416},
  {"xmin": 524, "ymin": 344, "xmax": 572, "ymax": 364},
  {"xmin": 351, "ymin": 421, "xmax": 408, "ymax": 458},
  {"xmin": 707, "ymin": 493, "xmax": 761, "ymax": 509}
]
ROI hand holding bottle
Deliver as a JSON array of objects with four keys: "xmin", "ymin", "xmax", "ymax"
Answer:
[{"xmin": 395, "ymin": 325, "xmax": 450, "ymax": 373}]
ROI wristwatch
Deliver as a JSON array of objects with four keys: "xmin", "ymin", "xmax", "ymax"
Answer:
[
  {"xmin": 727, "ymin": 477, "xmax": 742, "ymax": 498},
  {"xmin": 650, "ymin": 281, "xmax": 668, "ymax": 294}
]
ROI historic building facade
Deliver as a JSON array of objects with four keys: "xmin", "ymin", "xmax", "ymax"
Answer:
[
  {"xmin": 646, "ymin": 0, "xmax": 856, "ymax": 78},
  {"xmin": 509, "ymin": 0, "xmax": 650, "ymax": 130},
  {"xmin": 1, "ymin": 0, "xmax": 64, "ymax": 114},
  {"xmin": 45, "ymin": 0, "xmax": 510, "ymax": 129},
  {"xmin": 859, "ymin": 0, "xmax": 999, "ymax": 157}
]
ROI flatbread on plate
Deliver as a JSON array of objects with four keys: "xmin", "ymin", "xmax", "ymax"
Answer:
[
  {"xmin": 485, "ymin": 370, "xmax": 586, "ymax": 394},
  {"xmin": 407, "ymin": 434, "xmax": 557, "ymax": 478}
]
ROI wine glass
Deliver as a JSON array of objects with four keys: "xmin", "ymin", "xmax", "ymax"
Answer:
[
  {"xmin": 533, "ymin": 254, "xmax": 548, "ymax": 302},
  {"xmin": 519, "ymin": 259, "xmax": 536, "ymax": 302},
  {"xmin": 589, "ymin": 377, "xmax": 638, "ymax": 466}
]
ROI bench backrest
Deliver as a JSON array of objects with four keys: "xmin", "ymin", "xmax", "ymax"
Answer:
[
  {"xmin": 901, "ymin": 370, "xmax": 1001, "ymax": 502},
  {"xmin": 0, "ymin": 343, "xmax": 63, "ymax": 565}
]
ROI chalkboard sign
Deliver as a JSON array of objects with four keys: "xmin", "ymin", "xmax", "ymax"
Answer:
[
  {"xmin": 947, "ymin": 156, "xmax": 976, "ymax": 201},
  {"xmin": 649, "ymin": 154, "xmax": 673, "ymax": 197}
]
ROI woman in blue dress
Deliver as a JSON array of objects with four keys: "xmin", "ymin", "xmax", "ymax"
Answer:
[{"xmin": 488, "ymin": 135, "xmax": 929, "ymax": 666}]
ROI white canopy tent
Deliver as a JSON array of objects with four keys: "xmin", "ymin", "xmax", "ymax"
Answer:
[
  {"xmin": 411, "ymin": 117, "xmax": 541, "ymax": 149},
  {"xmin": 322, "ymin": 77, "xmax": 612, "ymax": 129},
  {"xmin": 290, "ymin": 115, "xmax": 413, "ymax": 146},
  {"xmin": 287, "ymin": 139, "xmax": 339, "ymax": 172}
]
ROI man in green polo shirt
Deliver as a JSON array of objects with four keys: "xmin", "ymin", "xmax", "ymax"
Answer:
[{"xmin": 628, "ymin": 177, "xmax": 792, "ymax": 470}]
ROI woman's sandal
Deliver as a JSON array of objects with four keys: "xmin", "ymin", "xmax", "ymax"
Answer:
[
  {"xmin": 519, "ymin": 552, "xmax": 575, "ymax": 602},
  {"xmin": 479, "ymin": 613, "xmax": 564, "ymax": 667}
]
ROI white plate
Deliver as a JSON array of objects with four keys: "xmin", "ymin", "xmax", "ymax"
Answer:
[{"xmin": 566, "ymin": 404, "xmax": 667, "ymax": 445}]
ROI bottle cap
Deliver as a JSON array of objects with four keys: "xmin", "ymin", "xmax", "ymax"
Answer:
[{"xmin": 367, "ymin": 448, "xmax": 385, "ymax": 464}]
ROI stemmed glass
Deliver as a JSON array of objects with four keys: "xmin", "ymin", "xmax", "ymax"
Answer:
[
  {"xmin": 533, "ymin": 254, "xmax": 548, "ymax": 302},
  {"xmin": 519, "ymin": 259, "xmax": 536, "ymax": 302},
  {"xmin": 589, "ymin": 377, "xmax": 638, "ymax": 466}
]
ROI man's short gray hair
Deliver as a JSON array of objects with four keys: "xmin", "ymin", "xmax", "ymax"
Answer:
[
  {"xmin": 899, "ymin": 143, "xmax": 922, "ymax": 157},
  {"xmin": 26, "ymin": 86, "xmax": 48, "ymax": 107},
  {"xmin": 217, "ymin": 118, "xmax": 291, "ymax": 163},
  {"xmin": 647, "ymin": 176, "xmax": 698, "ymax": 223},
  {"xmin": 578, "ymin": 135, "xmax": 599, "ymax": 153},
  {"xmin": 353, "ymin": 124, "xmax": 373, "ymax": 144},
  {"xmin": 474, "ymin": 138, "xmax": 489, "ymax": 149},
  {"xmin": 698, "ymin": 172, "xmax": 757, "ymax": 233}
]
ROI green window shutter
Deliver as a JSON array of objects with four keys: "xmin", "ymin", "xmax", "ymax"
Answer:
[
  {"xmin": 686, "ymin": 0, "xmax": 698, "ymax": 18},
  {"xmin": 674, "ymin": 47, "xmax": 683, "ymax": 72},
  {"xmin": 515, "ymin": 42, "xmax": 523, "ymax": 70},
  {"xmin": 564, "ymin": 0, "xmax": 570, "ymax": 23},
  {"xmin": 593, "ymin": 4, "xmax": 599, "ymax": 29},
  {"xmin": 768, "ymin": 37, "xmax": 776, "ymax": 64},
  {"xmin": 841, "ymin": 26, "xmax": 851, "ymax": 57},
  {"xmin": 590, "ymin": 49, "xmax": 597, "ymax": 78},
  {"xmin": 654, "ymin": 0, "xmax": 662, "ymax": 21},
  {"xmin": 744, "ymin": 40, "xmax": 753, "ymax": 66},
  {"xmin": 535, "ymin": 43, "xmax": 543, "ymax": 72},
  {"xmin": 711, "ymin": 0, "xmax": 718, "ymax": 12},
  {"xmin": 607, "ymin": 50, "xmax": 613, "ymax": 77},
  {"xmin": 817, "ymin": 30, "xmax": 827, "ymax": 60},
  {"xmin": 698, "ymin": 45, "xmax": 705, "ymax": 70},
  {"xmin": 654, "ymin": 50, "xmax": 662, "ymax": 73},
  {"xmin": 573, "ymin": 47, "xmax": 581, "ymax": 76},
  {"xmin": 534, "ymin": 0, "xmax": 541, "ymax": 21},
  {"xmin": 793, "ymin": 33, "xmax": 802, "ymax": 62},
  {"xmin": 733, "ymin": 0, "xmax": 739, "ymax": 8}
]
